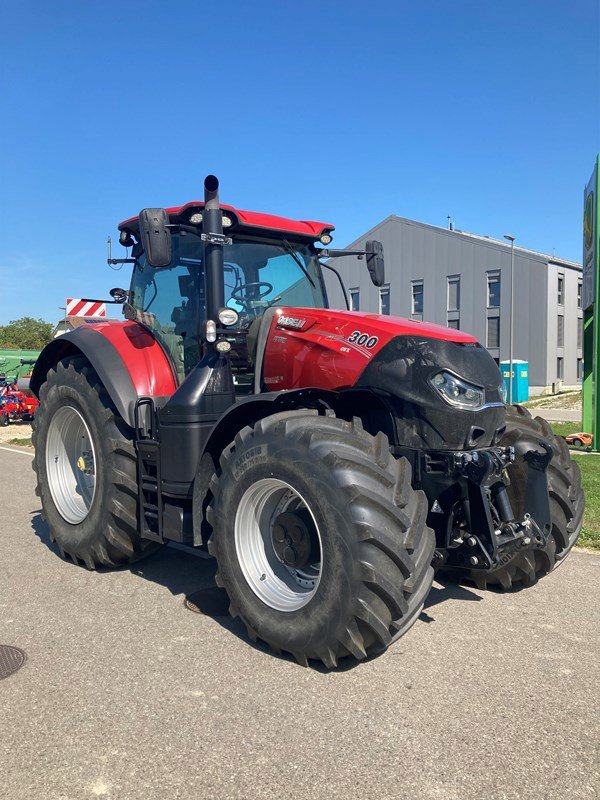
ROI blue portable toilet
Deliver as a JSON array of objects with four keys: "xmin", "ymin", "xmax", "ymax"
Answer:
[{"xmin": 500, "ymin": 359, "xmax": 529, "ymax": 403}]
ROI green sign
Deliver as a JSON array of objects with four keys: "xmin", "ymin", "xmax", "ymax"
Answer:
[
  {"xmin": 583, "ymin": 163, "xmax": 598, "ymax": 309},
  {"xmin": 582, "ymin": 155, "xmax": 600, "ymax": 448}
]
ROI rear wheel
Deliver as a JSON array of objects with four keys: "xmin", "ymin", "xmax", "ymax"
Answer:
[
  {"xmin": 206, "ymin": 410, "xmax": 435, "ymax": 667},
  {"xmin": 33, "ymin": 356, "xmax": 162, "ymax": 568},
  {"xmin": 467, "ymin": 405, "xmax": 584, "ymax": 590},
  {"xmin": 0, "ymin": 411, "xmax": 8, "ymax": 427}
]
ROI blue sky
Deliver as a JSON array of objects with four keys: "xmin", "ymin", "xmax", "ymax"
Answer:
[{"xmin": 0, "ymin": 0, "xmax": 598, "ymax": 324}]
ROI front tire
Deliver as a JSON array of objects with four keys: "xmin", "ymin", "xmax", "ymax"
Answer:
[
  {"xmin": 206, "ymin": 410, "xmax": 435, "ymax": 667},
  {"xmin": 33, "ymin": 356, "xmax": 161, "ymax": 568},
  {"xmin": 467, "ymin": 405, "xmax": 584, "ymax": 590}
]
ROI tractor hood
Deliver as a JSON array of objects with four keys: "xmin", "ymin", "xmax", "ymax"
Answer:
[
  {"xmin": 263, "ymin": 308, "xmax": 505, "ymax": 450},
  {"xmin": 270, "ymin": 308, "xmax": 477, "ymax": 347}
]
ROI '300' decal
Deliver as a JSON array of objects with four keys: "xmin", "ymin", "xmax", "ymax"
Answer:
[{"xmin": 348, "ymin": 331, "xmax": 379, "ymax": 348}]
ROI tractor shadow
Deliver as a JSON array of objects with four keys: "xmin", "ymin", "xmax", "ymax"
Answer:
[
  {"xmin": 30, "ymin": 511, "xmax": 257, "ymax": 652},
  {"xmin": 31, "ymin": 511, "xmax": 485, "ymax": 670}
]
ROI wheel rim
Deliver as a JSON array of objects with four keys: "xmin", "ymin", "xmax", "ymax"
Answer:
[
  {"xmin": 234, "ymin": 478, "xmax": 322, "ymax": 612},
  {"xmin": 46, "ymin": 405, "xmax": 96, "ymax": 524}
]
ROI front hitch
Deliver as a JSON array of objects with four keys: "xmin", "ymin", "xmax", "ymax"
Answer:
[{"xmin": 415, "ymin": 440, "xmax": 554, "ymax": 573}]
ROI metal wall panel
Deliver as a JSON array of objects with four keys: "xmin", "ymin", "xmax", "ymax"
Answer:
[{"xmin": 324, "ymin": 216, "xmax": 582, "ymax": 392}]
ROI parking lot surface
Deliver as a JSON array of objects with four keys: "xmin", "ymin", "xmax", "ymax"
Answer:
[{"xmin": 0, "ymin": 446, "xmax": 598, "ymax": 800}]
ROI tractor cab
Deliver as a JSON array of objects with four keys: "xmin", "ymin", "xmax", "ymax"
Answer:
[
  {"xmin": 116, "ymin": 176, "xmax": 384, "ymax": 396},
  {"xmin": 126, "ymin": 233, "xmax": 327, "ymax": 391}
]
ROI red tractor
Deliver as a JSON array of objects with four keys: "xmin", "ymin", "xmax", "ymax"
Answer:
[{"xmin": 30, "ymin": 176, "xmax": 584, "ymax": 667}]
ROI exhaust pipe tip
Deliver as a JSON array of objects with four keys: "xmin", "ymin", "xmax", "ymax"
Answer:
[{"xmin": 204, "ymin": 174, "xmax": 219, "ymax": 193}]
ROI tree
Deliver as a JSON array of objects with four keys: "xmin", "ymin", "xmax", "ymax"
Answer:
[{"xmin": 0, "ymin": 317, "xmax": 54, "ymax": 350}]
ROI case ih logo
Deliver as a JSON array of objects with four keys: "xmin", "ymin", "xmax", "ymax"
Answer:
[
  {"xmin": 66, "ymin": 298, "xmax": 107, "ymax": 317},
  {"xmin": 277, "ymin": 316, "xmax": 307, "ymax": 330}
]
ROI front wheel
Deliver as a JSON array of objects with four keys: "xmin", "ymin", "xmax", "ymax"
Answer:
[{"xmin": 206, "ymin": 410, "xmax": 435, "ymax": 668}]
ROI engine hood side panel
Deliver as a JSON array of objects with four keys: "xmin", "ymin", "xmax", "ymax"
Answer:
[{"xmin": 262, "ymin": 307, "xmax": 475, "ymax": 392}]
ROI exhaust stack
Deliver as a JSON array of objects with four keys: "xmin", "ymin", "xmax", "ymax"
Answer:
[{"xmin": 203, "ymin": 174, "xmax": 225, "ymax": 321}]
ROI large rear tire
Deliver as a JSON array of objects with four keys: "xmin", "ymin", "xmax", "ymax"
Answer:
[
  {"xmin": 32, "ymin": 356, "xmax": 162, "ymax": 568},
  {"xmin": 466, "ymin": 405, "xmax": 584, "ymax": 590},
  {"xmin": 206, "ymin": 410, "xmax": 435, "ymax": 667}
]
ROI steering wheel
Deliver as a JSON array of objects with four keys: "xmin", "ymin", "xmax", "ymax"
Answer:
[{"xmin": 230, "ymin": 281, "xmax": 273, "ymax": 304}]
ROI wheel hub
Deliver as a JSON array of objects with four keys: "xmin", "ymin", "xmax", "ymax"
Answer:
[
  {"xmin": 271, "ymin": 512, "xmax": 313, "ymax": 568},
  {"xmin": 234, "ymin": 478, "xmax": 323, "ymax": 612},
  {"xmin": 46, "ymin": 406, "xmax": 96, "ymax": 524}
]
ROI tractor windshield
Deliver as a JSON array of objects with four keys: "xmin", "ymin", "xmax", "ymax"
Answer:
[{"xmin": 129, "ymin": 234, "xmax": 327, "ymax": 381}]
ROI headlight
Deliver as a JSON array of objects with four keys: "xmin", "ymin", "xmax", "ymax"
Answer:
[
  {"xmin": 218, "ymin": 307, "xmax": 239, "ymax": 327},
  {"xmin": 499, "ymin": 382, "xmax": 507, "ymax": 403},
  {"xmin": 430, "ymin": 371, "xmax": 485, "ymax": 410},
  {"xmin": 189, "ymin": 212, "xmax": 203, "ymax": 225}
]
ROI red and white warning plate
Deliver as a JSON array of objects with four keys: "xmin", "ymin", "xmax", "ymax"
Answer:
[{"xmin": 66, "ymin": 298, "xmax": 107, "ymax": 317}]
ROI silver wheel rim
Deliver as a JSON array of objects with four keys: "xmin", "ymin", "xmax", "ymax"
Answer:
[
  {"xmin": 234, "ymin": 478, "xmax": 322, "ymax": 612},
  {"xmin": 46, "ymin": 406, "xmax": 96, "ymax": 524}
]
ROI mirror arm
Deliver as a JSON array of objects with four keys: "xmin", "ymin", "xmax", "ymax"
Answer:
[
  {"xmin": 317, "ymin": 248, "xmax": 366, "ymax": 259},
  {"xmin": 78, "ymin": 296, "xmax": 124, "ymax": 305}
]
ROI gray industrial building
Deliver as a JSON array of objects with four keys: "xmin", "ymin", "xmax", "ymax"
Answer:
[{"xmin": 325, "ymin": 216, "xmax": 583, "ymax": 395}]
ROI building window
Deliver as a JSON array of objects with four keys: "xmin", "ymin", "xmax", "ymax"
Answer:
[
  {"xmin": 447, "ymin": 276, "xmax": 460, "ymax": 311},
  {"xmin": 578, "ymin": 280, "xmax": 583, "ymax": 309},
  {"xmin": 379, "ymin": 286, "xmax": 390, "ymax": 315},
  {"xmin": 557, "ymin": 357, "xmax": 564, "ymax": 381},
  {"xmin": 577, "ymin": 358, "xmax": 583, "ymax": 381},
  {"xmin": 412, "ymin": 281, "xmax": 423, "ymax": 314},
  {"xmin": 487, "ymin": 316, "xmax": 500, "ymax": 349},
  {"xmin": 487, "ymin": 272, "xmax": 501, "ymax": 308},
  {"xmin": 350, "ymin": 289, "xmax": 360, "ymax": 311},
  {"xmin": 447, "ymin": 318, "xmax": 460, "ymax": 330},
  {"xmin": 557, "ymin": 315, "xmax": 564, "ymax": 347},
  {"xmin": 578, "ymin": 318, "xmax": 583, "ymax": 350},
  {"xmin": 558, "ymin": 275, "xmax": 564, "ymax": 306}
]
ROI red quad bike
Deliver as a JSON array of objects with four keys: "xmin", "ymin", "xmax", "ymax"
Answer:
[{"xmin": 30, "ymin": 176, "xmax": 584, "ymax": 668}]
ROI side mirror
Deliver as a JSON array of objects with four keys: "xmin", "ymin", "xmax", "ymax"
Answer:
[
  {"xmin": 365, "ymin": 240, "xmax": 385, "ymax": 287},
  {"xmin": 139, "ymin": 208, "xmax": 172, "ymax": 267}
]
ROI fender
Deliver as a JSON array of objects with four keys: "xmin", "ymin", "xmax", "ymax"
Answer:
[
  {"xmin": 30, "ymin": 322, "xmax": 177, "ymax": 427},
  {"xmin": 191, "ymin": 385, "xmax": 395, "ymax": 544}
]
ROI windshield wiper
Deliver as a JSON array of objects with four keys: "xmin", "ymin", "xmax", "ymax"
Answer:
[{"xmin": 281, "ymin": 239, "xmax": 316, "ymax": 289}]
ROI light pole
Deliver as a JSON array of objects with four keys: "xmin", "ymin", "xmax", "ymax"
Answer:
[{"xmin": 504, "ymin": 234, "xmax": 515, "ymax": 405}]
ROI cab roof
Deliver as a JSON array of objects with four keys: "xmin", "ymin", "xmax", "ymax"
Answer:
[{"xmin": 118, "ymin": 202, "xmax": 335, "ymax": 241}]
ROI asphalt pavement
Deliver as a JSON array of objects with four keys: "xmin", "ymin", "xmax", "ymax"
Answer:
[{"xmin": 0, "ymin": 445, "xmax": 598, "ymax": 800}]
